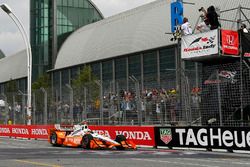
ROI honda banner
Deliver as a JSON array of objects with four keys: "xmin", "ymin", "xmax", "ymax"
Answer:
[
  {"xmin": 181, "ymin": 29, "xmax": 218, "ymax": 59},
  {"xmin": 221, "ymin": 29, "xmax": 239, "ymax": 55},
  {"xmin": 0, "ymin": 125, "xmax": 53, "ymax": 139},
  {"xmin": 89, "ymin": 125, "xmax": 156, "ymax": 146},
  {"xmin": 155, "ymin": 127, "xmax": 250, "ymax": 150},
  {"xmin": 0, "ymin": 125, "xmax": 155, "ymax": 146}
]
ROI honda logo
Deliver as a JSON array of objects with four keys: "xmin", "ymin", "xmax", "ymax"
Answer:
[{"xmin": 226, "ymin": 35, "xmax": 234, "ymax": 45}]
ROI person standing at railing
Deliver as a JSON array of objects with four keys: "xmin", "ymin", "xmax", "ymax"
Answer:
[
  {"xmin": 240, "ymin": 24, "xmax": 249, "ymax": 33},
  {"xmin": 196, "ymin": 11, "xmax": 210, "ymax": 33},
  {"xmin": 206, "ymin": 5, "xmax": 220, "ymax": 30},
  {"xmin": 7, "ymin": 119, "xmax": 12, "ymax": 125},
  {"xmin": 181, "ymin": 17, "xmax": 193, "ymax": 35},
  {"xmin": 199, "ymin": 6, "xmax": 220, "ymax": 30}
]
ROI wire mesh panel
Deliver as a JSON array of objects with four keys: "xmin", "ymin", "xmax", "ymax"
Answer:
[{"xmin": 200, "ymin": 60, "xmax": 250, "ymax": 126}]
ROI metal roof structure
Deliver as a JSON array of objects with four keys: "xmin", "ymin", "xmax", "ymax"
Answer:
[
  {"xmin": 0, "ymin": 50, "xmax": 27, "ymax": 83},
  {"xmin": 55, "ymin": 0, "xmax": 250, "ymax": 70},
  {"xmin": 1, "ymin": 0, "xmax": 250, "ymax": 83},
  {"xmin": 0, "ymin": 50, "xmax": 5, "ymax": 59}
]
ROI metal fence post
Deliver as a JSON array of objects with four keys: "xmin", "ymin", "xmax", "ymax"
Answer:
[
  {"xmin": 217, "ymin": 70, "xmax": 223, "ymax": 126},
  {"xmin": 55, "ymin": 89, "xmax": 59, "ymax": 124},
  {"xmin": 40, "ymin": 88, "xmax": 48, "ymax": 125},
  {"xmin": 95, "ymin": 80, "xmax": 103, "ymax": 125},
  {"xmin": 129, "ymin": 75, "xmax": 142, "ymax": 126},
  {"xmin": 1, "ymin": 94, "xmax": 8, "ymax": 124},
  {"xmin": 32, "ymin": 92, "xmax": 36, "ymax": 125},
  {"xmin": 21, "ymin": 93, "xmax": 26, "ymax": 125},
  {"xmin": 84, "ymin": 87, "xmax": 87, "ymax": 121},
  {"xmin": 66, "ymin": 84, "xmax": 73, "ymax": 124}
]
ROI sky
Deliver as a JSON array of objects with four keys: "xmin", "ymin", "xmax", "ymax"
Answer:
[{"xmin": 0, "ymin": 0, "xmax": 156, "ymax": 57}]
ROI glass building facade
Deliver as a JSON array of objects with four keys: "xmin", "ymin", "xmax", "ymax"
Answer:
[
  {"xmin": 30, "ymin": 0, "xmax": 103, "ymax": 81},
  {"xmin": 52, "ymin": 45, "xmax": 191, "ymax": 101}
]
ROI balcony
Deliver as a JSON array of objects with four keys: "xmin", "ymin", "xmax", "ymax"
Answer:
[{"xmin": 181, "ymin": 29, "xmax": 250, "ymax": 62}]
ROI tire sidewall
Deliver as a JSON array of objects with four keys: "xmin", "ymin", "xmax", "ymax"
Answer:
[
  {"xmin": 50, "ymin": 132, "xmax": 57, "ymax": 145},
  {"xmin": 82, "ymin": 134, "xmax": 92, "ymax": 149}
]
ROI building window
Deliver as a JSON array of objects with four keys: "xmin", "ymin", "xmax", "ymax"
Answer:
[
  {"xmin": 143, "ymin": 51, "xmax": 157, "ymax": 88},
  {"xmin": 159, "ymin": 47, "xmax": 176, "ymax": 89},
  {"xmin": 91, "ymin": 63, "xmax": 100, "ymax": 80},
  {"xmin": 102, "ymin": 60, "xmax": 113, "ymax": 81},
  {"xmin": 128, "ymin": 54, "xmax": 141, "ymax": 78},
  {"xmin": 115, "ymin": 58, "xmax": 126, "ymax": 80}
]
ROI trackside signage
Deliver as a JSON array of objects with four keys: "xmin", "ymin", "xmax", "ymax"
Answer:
[
  {"xmin": 0, "ymin": 125, "xmax": 53, "ymax": 139},
  {"xmin": 0, "ymin": 125, "xmax": 155, "ymax": 146},
  {"xmin": 181, "ymin": 29, "xmax": 218, "ymax": 59},
  {"xmin": 89, "ymin": 125, "xmax": 155, "ymax": 147},
  {"xmin": 155, "ymin": 127, "xmax": 250, "ymax": 150}
]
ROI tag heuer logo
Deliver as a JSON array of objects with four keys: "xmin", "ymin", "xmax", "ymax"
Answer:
[{"xmin": 160, "ymin": 128, "xmax": 172, "ymax": 145}]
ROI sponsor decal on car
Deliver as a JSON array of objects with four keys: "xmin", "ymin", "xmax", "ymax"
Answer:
[
  {"xmin": 65, "ymin": 136, "xmax": 82, "ymax": 145},
  {"xmin": 160, "ymin": 128, "xmax": 172, "ymax": 145}
]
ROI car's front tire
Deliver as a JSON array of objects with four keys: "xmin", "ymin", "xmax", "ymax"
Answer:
[{"xmin": 81, "ymin": 134, "xmax": 93, "ymax": 149}]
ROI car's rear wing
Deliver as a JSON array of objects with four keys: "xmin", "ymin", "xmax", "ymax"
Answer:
[{"xmin": 54, "ymin": 124, "xmax": 74, "ymax": 131}]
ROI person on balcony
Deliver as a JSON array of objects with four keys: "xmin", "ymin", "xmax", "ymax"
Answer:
[
  {"xmin": 199, "ymin": 6, "xmax": 220, "ymax": 30},
  {"xmin": 196, "ymin": 21, "xmax": 210, "ymax": 33},
  {"xmin": 240, "ymin": 24, "xmax": 249, "ymax": 33},
  {"xmin": 196, "ymin": 13, "xmax": 210, "ymax": 33},
  {"xmin": 181, "ymin": 17, "xmax": 193, "ymax": 35}
]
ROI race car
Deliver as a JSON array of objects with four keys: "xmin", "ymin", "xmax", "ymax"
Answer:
[{"xmin": 48, "ymin": 123, "xmax": 136, "ymax": 150}]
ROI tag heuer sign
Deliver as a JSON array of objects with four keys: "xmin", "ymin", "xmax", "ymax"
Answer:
[{"xmin": 160, "ymin": 128, "xmax": 172, "ymax": 145}]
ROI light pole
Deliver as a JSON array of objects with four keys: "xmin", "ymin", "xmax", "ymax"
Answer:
[{"xmin": 0, "ymin": 3, "xmax": 32, "ymax": 125}]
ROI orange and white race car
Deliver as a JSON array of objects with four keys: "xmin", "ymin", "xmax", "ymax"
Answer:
[{"xmin": 48, "ymin": 123, "xmax": 136, "ymax": 150}]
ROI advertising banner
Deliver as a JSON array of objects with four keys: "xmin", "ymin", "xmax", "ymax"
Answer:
[
  {"xmin": 0, "ymin": 125, "xmax": 53, "ymax": 139},
  {"xmin": 0, "ymin": 125, "xmax": 155, "ymax": 146},
  {"xmin": 181, "ymin": 29, "xmax": 218, "ymax": 59},
  {"xmin": 155, "ymin": 126, "xmax": 250, "ymax": 150},
  {"xmin": 221, "ymin": 29, "xmax": 239, "ymax": 55},
  {"xmin": 89, "ymin": 125, "xmax": 155, "ymax": 146}
]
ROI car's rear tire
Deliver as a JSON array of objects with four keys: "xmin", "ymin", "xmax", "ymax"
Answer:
[
  {"xmin": 82, "ymin": 134, "xmax": 93, "ymax": 149},
  {"xmin": 115, "ymin": 135, "xmax": 126, "ymax": 150},
  {"xmin": 50, "ymin": 132, "xmax": 58, "ymax": 146}
]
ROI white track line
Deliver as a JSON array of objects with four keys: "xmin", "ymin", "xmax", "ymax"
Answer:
[
  {"xmin": 176, "ymin": 158, "xmax": 250, "ymax": 166},
  {"xmin": 132, "ymin": 158, "xmax": 219, "ymax": 167}
]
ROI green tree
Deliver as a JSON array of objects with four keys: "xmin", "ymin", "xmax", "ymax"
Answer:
[
  {"xmin": 32, "ymin": 74, "xmax": 50, "ymax": 90},
  {"xmin": 72, "ymin": 65, "xmax": 99, "ymax": 110},
  {"xmin": 31, "ymin": 74, "xmax": 51, "ymax": 124}
]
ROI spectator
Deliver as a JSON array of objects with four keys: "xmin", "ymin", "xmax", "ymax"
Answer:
[
  {"xmin": 196, "ymin": 14, "xmax": 210, "ymax": 33},
  {"xmin": 7, "ymin": 119, "xmax": 12, "ymax": 125},
  {"xmin": 206, "ymin": 5, "xmax": 220, "ymax": 30},
  {"xmin": 181, "ymin": 17, "xmax": 193, "ymax": 35},
  {"xmin": 241, "ymin": 24, "xmax": 249, "ymax": 33}
]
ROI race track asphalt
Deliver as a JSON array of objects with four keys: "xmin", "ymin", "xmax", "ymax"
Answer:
[{"xmin": 0, "ymin": 137, "xmax": 250, "ymax": 167}]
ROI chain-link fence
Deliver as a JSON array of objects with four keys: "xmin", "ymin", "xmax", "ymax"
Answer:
[
  {"xmin": 201, "ymin": 60, "xmax": 250, "ymax": 126},
  {"xmin": 2, "ymin": 59, "xmax": 250, "ymax": 126}
]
